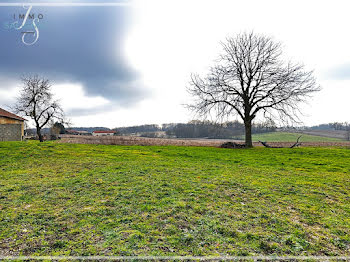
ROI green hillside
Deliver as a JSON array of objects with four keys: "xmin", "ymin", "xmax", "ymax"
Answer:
[{"xmin": 245, "ymin": 132, "xmax": 343, "ymax": 142}]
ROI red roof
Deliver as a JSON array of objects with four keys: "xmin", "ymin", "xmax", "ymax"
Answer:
[
  {"xmin": 93, "ymin": 130, "xmax": 116, "ymax": 133},
  {"xmin": 0, "ymin": 108, "xmax": 26, "ymax": 121}
]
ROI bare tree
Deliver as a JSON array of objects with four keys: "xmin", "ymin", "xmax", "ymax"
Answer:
[
  {"xmin": 14, "ymin": 75, "xmax": 65, "ymax": 142},
  {"xmin": 188, "ymin": 32, "xmax": 320, "ymax": 147}
]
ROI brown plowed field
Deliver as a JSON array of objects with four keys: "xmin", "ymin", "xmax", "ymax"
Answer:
[{"xmin": 59, "ymin": 135, "xmax": 350, "ymax": 147}]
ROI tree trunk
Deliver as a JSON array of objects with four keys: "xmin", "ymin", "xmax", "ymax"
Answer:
[
  {"xmin": 244, "ymin": 120, "xmax": 253, "ymax": 148},
  {"xmin": 36, "ymin": 126, "xmax": 43, "ymax": 142}
]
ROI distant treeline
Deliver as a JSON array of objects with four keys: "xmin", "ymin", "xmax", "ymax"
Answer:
[
  {"xmin": 116, "ymin": 120, "xmax": 276, "ymax": 139},
  {"xmin": 26, "ymin": 121, "xmax": 349, "ymax": 139},
  {"xmin": 307, "ymin": 122, "xmax": 350, "ymax": 131},
  {"xmin": 117, "ymin": 124, "xmax": 161, "ymax": 134}
]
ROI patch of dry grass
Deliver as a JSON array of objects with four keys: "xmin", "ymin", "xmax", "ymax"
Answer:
[{"xmin": 59, "ymin": 135, "xmax": 350, "ymax": 148}]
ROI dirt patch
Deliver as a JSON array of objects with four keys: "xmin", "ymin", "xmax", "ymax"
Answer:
[{"xmin": 220, "ymin": 142, "xmax": 247, "ymax": 148}]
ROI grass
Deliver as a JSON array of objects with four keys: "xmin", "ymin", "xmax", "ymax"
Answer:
[
  {"xmin": 0, "ymin": 141, "xmax": 349, "ymax": 256},
  {"xmin": 246, "ymin": 132, "xmax": 343, "ymax": 142}
]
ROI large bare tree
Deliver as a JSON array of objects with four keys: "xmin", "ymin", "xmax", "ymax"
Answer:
[
  {"xmin": 188, "ymin": 32, "xmax": 320, "ymax": 147},
  {"xmin": 14, "ymin": 75, "xmax": 65, "ymax": 142}
]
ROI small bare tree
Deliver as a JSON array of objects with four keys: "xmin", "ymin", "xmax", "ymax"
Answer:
[
  {"xmin": 188, "ymin": 32, "xmax": 320, "ymax": 147},
  {"xmin": 14, "ymin": 75, "xmax": 65, "ymax": 142}
]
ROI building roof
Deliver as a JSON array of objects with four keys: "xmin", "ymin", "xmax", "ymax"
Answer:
[
  {"xmin": 93, "ymin": 130, "xmax": 116, "ymax": 133},
  {"xmin": 0, "ymin": 108, "xmax": 26, "ymax": 121}
]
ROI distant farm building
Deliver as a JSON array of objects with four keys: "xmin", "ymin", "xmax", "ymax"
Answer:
[
  {"xmin": 0, "ymin": 108, "xmax": 26, "ymax": 141},
  {"xmin": 92, "ymin": 130, "xmax": 117, "ymax": 136}
]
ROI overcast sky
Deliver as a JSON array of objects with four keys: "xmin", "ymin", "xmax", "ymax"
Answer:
[{"xmin": 0, "ymin": 0, "xmax": 349, "ymax": 128}]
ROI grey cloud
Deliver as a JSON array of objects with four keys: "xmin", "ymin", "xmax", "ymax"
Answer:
[{"xmin": 0, "ymin": 4, "xmax": 148, "ymax": 112}]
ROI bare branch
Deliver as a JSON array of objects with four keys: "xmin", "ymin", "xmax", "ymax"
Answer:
[{"xmin": 259, "ymin": 135, "xmax": 302, "ymax": 148}]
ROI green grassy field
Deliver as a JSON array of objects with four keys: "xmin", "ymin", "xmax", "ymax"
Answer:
[
  {"xmin": 0, "ymin": 141, "xmax": 349, "ymax": 256},
  {"xmin": 245, "ymin": 132, "xmax": 343, "ymax": 142}
]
